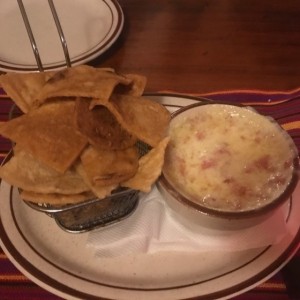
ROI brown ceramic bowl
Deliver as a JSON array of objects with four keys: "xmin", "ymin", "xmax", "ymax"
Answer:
[{"xmin": 158, "ymin": 102, "xmax": 299, "ymax": 230}]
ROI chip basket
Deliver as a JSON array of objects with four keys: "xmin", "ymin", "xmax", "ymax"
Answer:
[
  {"xmin": 25, "ymin": 139, "xmax": 149, "ymax": 233},
  {"xmin": 5, "ymin": 0, "xmax": 147, "ymax": 233},
  {"xmin": 5, "ymin": 120, "xmax": 149, "ymax": 233},
  {"xmin": 25, "ymin": 188, "xmax": 140, "ymax": 233}
]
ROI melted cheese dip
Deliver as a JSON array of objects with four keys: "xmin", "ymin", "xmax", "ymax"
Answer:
[{"xmin": 163, "ymin": 104, "xmax": 297, "ymax": 212}]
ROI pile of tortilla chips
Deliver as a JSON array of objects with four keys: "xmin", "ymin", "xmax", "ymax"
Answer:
[{"xmin": 0, "ymin": 65, "xmax": 170, "ymax": 205}]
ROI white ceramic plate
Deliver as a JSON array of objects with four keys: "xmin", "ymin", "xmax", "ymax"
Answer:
[
  {"xmin": 0, "ymin": 94, "xmax": 299, "ymax": 300},
  {"xmin": 0, "ymin": 0, "xmax": 123, "ymax": 72}
]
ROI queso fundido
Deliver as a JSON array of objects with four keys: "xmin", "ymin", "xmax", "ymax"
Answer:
[{"xmin": 163, "ymin": 103, "xmax": 298, "ymax": 212}]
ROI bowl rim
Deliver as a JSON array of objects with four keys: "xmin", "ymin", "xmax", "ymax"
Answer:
[{"xmin": 159, "ymin": 101, "xmax": 300, "ymax": 219}]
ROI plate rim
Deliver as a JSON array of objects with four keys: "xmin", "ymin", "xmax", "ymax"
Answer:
[
  {"xmin": 0, "ymin": 0, "xmax": 124, "ymax": 72},
  {"xmin": 0, "ymin": 93, "xmax": 299, "ymax": 300},
  {"xmin": 1, "ymin": 184, "xmax": 300, "ymax": 299}
]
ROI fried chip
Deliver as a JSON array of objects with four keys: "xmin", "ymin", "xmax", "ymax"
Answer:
[
  {"xmin": 75, "ymin": 162, "xmax": 118, "ymax": 199},
  {"xmin": 0, "ymin": 101, "xmax": 88, "ymax": 173},
  {"xmin": 0, "ymin": 65, "xmax": 171, "ymax": 206},
  {"xmin": 36, "ymin": 65, "xmax": 132, "ymax": 106},
  {"xmin": 80, "ymin": 145, "xmax": 139, "ymax": 186},
  {"xmin": 121, "ymin": 137, "xmax": 170, "ymax": 192},
  {"xmin": 20, "ymin": 190, "xmax": 95, "ymax": 205},
  {"xmin": 103, "ymin": 94, "xmax": 171, "ymax": 147},
  {"xmin": 74, "ymin": 97, "xmax": 136, "ymax": 150},
  {"xmin": 0, "ymin": 71, "xmax": 55, "ymax": 113},
  {"xmin": 114, "ymin": 73, "xmax": 147, "ymax": 96},
  {"xmin": 0, "ymin": 147, "xmax": 89, "ymax": 194}
]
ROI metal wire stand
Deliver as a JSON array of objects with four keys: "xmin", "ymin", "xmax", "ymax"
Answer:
[
  {"xmin": 12, "ymin": 1, "xmax": 143, "ymax": 233},
  {"xmin": 17, "ymin": 0, "xmax": 71, "ymax": 71}
]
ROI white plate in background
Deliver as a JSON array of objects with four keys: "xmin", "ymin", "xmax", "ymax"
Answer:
[{"xmin": 0, "ymin": 0, "xmax": 123, "ymax": 72}]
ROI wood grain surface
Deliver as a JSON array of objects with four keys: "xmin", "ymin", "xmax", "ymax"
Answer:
[{"xmin": 91, "ymin": 0, "xmax": 300, "ymax": 94}]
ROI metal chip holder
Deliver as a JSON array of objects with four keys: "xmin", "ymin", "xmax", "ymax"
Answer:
[
  {"xmin": 23, "ymin": 139, "xmax": 149, "ymax": 233},
  {"xmin": 12, "ymin": 1, "xmax": 143, "ymax": 233},
  {"xmin": 17, "ymin": 0, "xmax": 71, "ymax": 70},
  {"xmin": 26, "ymin": 189, "xmax": 140, "ymax": 233}
]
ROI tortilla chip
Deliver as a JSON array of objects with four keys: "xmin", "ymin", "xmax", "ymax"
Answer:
[
  {"xmin": 36, "ymin": 65, "xmax": 131, "ymax": 106},
  {"xmin": 0, "ymin": 101, "xmax": 88, "ymax": 173},
  {"xmin": 104, "ymin": 94, "xmax": 171, "ymax": 147},
  {"xmin": 80, "ymin": 145, "xmax": 139, "ymax": 186},
  {"xmin": 0, "ymin": 71, "xmax": 55, "ymax": 113},
  {"xmin": 20, "ymin": 190, "xmax": 95, "ymax": 205},
  {"xmin": 75, "ymin": 162, "xmax": 118, "ymax": 199},
  {"xmin": 74, "ymin": 97, "xmax": 136, "ymax": 150},
  {"xmin": 121, "ymin": 137, "xmax": 170, "ymax": 192},
  {"xmin": 0, "ymin": 65, "xmax": 171, "ymax": 207},
  {"xmin": 0, "ymin": 148, "xmax": 89, "ymax": 194},
  {"xmin": 114, "ymin": 73, "xmax": 147, "ymax": 96}
]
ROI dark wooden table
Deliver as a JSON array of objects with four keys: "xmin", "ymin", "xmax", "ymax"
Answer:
[
  {"xmin": 93, "ymin": 0, "xmax": 300, "ymax": 94},
  {"xmin": 1, "ymin": 0, "xmax": 300, "ymax": 299}
]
